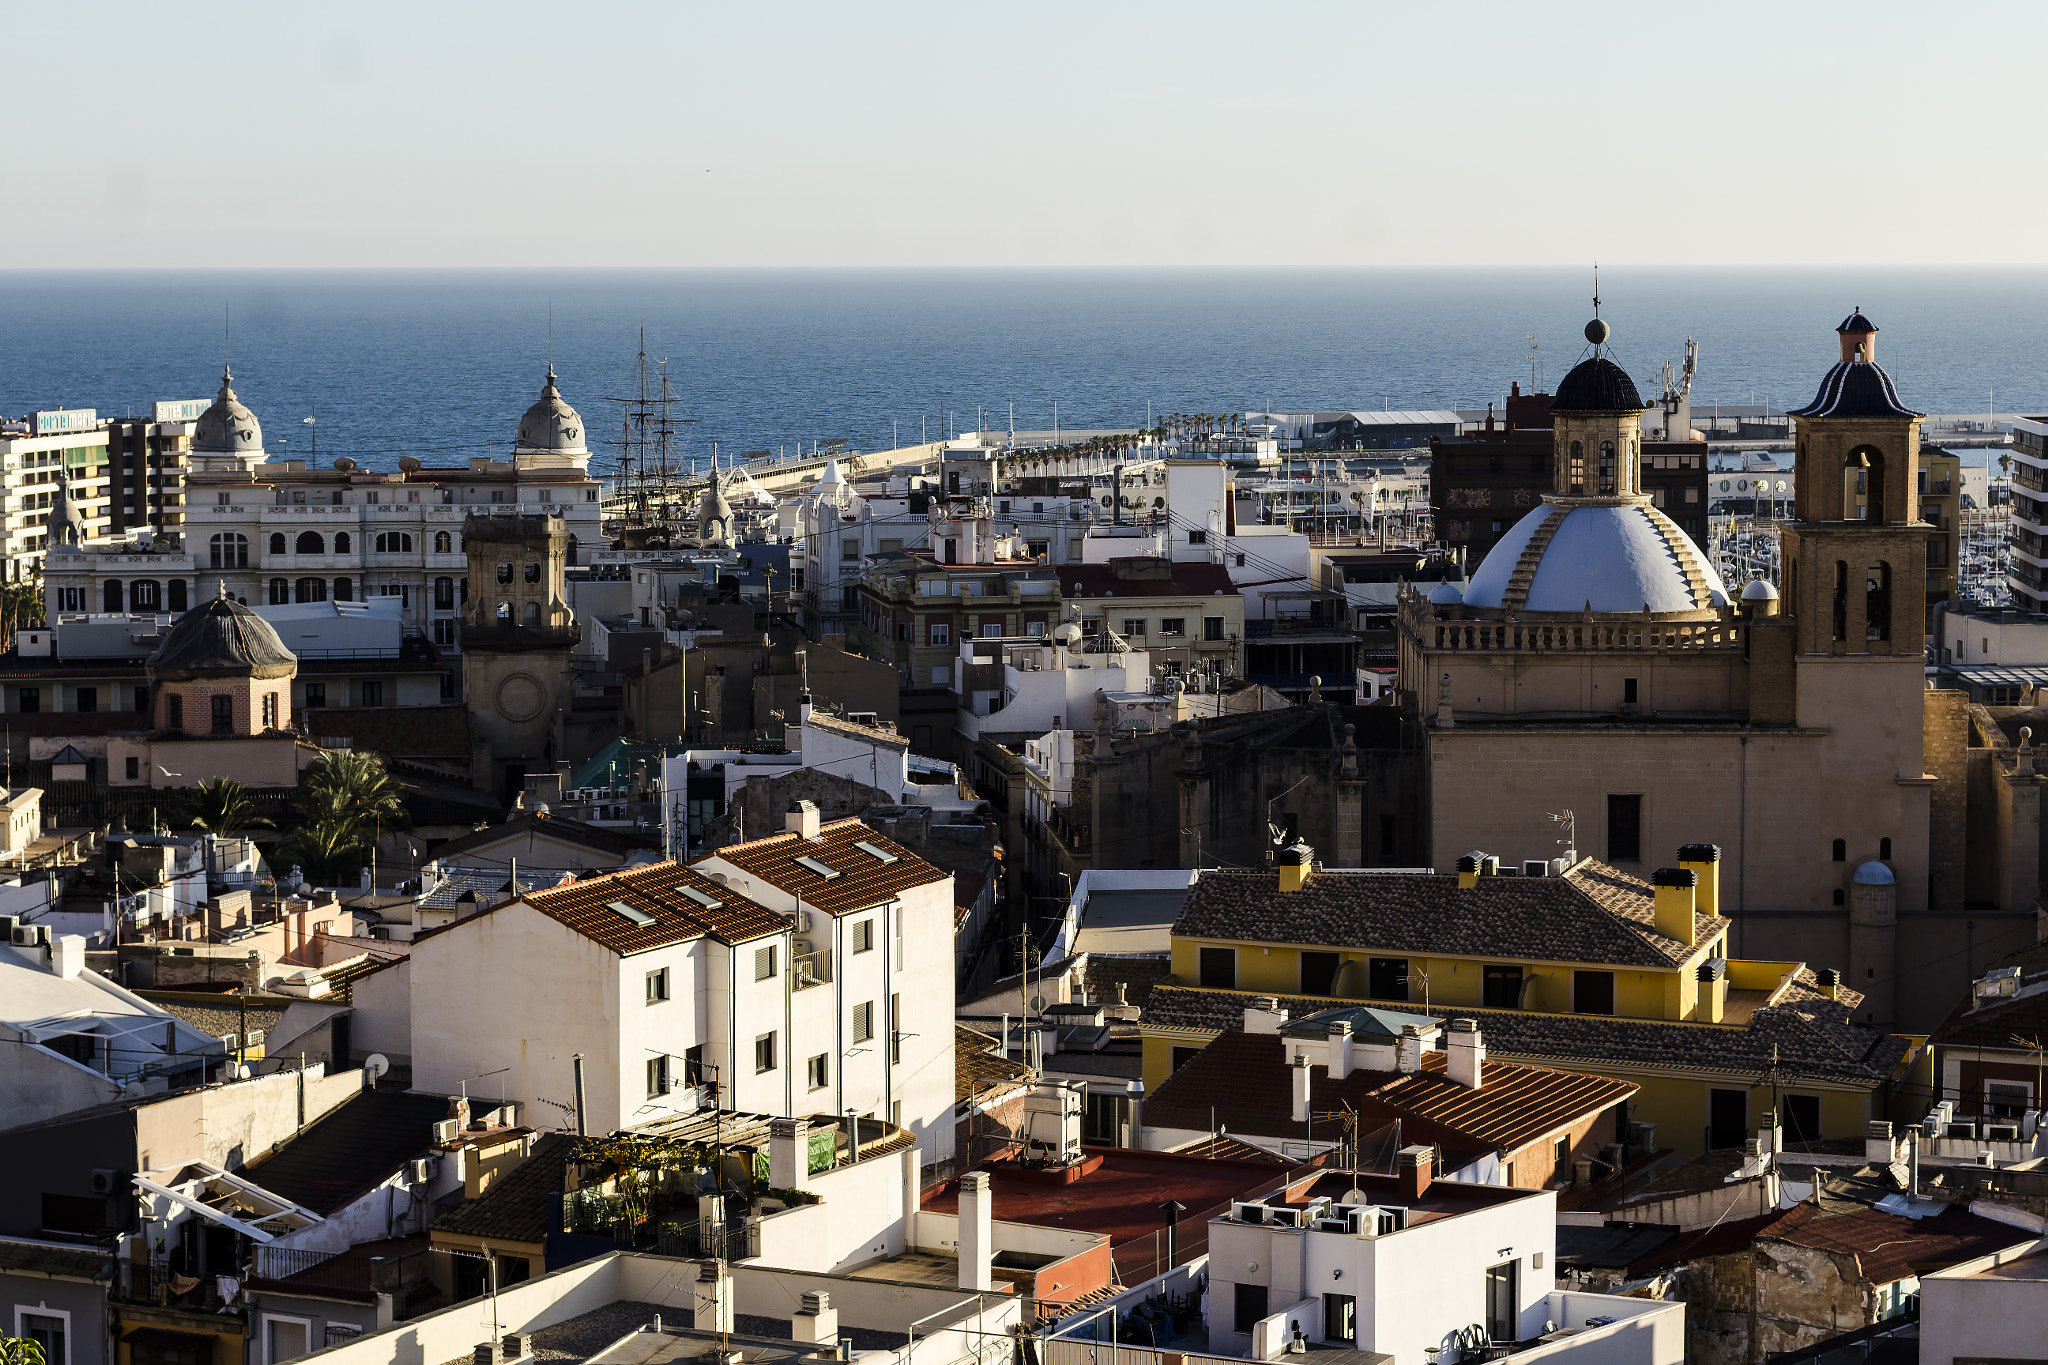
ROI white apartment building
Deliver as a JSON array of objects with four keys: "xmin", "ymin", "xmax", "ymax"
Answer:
[
  {"xmin": 364, "ymin": 811, "xmax": 958, "ymax": 1169},
  {"xmin": 0, "ymin": 411, "xmax": 115, "ymax": 582},
  {"xmin": 44, "ymin": 368, "xmax": 603, "ymax": 649},
  {"xmin": 1207, "ymin": 1152, "xmax": 1682, "ymax": 1365},
  {"xmin": 2011, "ymin": 414, "xmax": 2048, "ymax": 612},
  {"xmin": 691, "ymin": 807, "xmax": 958, "ymax": 1171}
]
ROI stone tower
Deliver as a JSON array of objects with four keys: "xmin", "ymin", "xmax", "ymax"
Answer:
[{"xmin": 459, "ymin": 513, "xmax": 579, "ymax": 803}]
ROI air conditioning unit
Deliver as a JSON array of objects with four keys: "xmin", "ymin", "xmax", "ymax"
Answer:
[
  {"xmin": 10, "ymin": 924, "xmax": 46, "ymax": 947},
  {"xmin": 432, "ymin": 1119, "xmax": 461, "ymax": 1144},
  {"xmin": 409, "ymin": 1157, "xmax": 435, "ymax": 1186},
  {"xmin": 90, "ymin": 1169, "xmax": 124, "ymax": 1196},
  {"xmin": 1986, "ymin": 1124, "xmax": 2020, "ymax": 1141},
  {"xmin": 1523, "ymin": 860, "xmax": 1550, "ymax": 878}
]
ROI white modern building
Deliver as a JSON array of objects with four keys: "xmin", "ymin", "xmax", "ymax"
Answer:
[{"xmin": 1205, "ymin": 1151, "xmax": 1682, "ymax": 1365}]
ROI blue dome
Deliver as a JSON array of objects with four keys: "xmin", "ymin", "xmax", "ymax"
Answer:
[
  {"xmin": 1427, "ymin": 581, "xmax": 1464, "ymax": 605},
  {"xmin": 1851, "ymin": 860, "xmax": 1895, "ymax": 886}
]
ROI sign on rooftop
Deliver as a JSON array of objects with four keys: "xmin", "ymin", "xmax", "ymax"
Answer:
[
  {"xmin": 153, "ymin": 399, "xmax": 211, "ymax": 424},
  {"xmin": 33, "ymin": 409, "xmax": 97, "ymax": 435}
]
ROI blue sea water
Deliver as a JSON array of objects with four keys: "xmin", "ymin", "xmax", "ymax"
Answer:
[{"xmin": 0, "ymin": 268, "xmax": 2042, "ymax": 475}]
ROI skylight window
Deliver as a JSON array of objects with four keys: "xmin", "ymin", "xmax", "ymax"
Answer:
[
  {"xmin": 607, "ymin": 900, "xmax": 656, "ymax": 927},
  {"xmin": 794, "ymin": 856, "xmax": 841, "ymax": 880},
  {"xmin": 679, "ymin": 885, "xmax": 723, "ymax": 910},
  {"xmin": 852, "ymin": 840, "xmax": 899, "ymax": 865}
]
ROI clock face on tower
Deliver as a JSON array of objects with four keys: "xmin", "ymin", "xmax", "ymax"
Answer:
[{"xmin": 495, "ymin": 672, "xmax": 545, "ymax": 723}]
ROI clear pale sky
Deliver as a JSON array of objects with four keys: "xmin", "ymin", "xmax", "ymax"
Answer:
[{"xmin": 7, "ymin": 0, "xmax": 2039, "ymax": 268}]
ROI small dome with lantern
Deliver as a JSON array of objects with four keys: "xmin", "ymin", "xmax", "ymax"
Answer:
[
  {"xmin": 514, "ymin": 366, "xmax": 588, "ymax": 456},
  {"xmin": 193, "ymin": 368, "xmax": 264, "ymax": 456}
]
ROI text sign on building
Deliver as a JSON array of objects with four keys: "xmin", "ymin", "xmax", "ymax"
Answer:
[
  {"xmin": 153, "ymin": 399, "xmax": 210, "ymax": 423},
  {"xmin": 33, "ymin": 409, "xmax": 96, "ymax": 435}
]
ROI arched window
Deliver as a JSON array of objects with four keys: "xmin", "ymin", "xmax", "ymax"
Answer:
[
  {"xmin": 296, "ymin": 531, "xmax": 324, "ymax": 555},
  {"xmin": 168, "ymin": 579, "xmax": 187, "ymax": 612},
  {"xmin": 295, "ymin": 577, "xmax": 327, "ymax": 603},
  {"xmin": 374, "ymin": 532, "xmax": 414, "ymax": 553},
  {"xmin": 1866, "ymin": 561, "xmax": 1891, "ymax": 642},
  {"xmin": 496, "ymin": 601, "xmax": 512, "ymax": 622},
  {"xmin": 103, "ymin": 579, "xmax": 122, "ymax": 612},
  {"xmin": 435, "ymin": 577, "xmax": 454, "ymax": 610},
  {"xmin": 497, "ymin": 563, "xmax": 513, "ymax": 584},
  {"xmin": 524, "ymin": 601, "xmax": 541, "ymax": 626},
  {"xmin": 524, "ymin": 562, "xmax": 540, "ymax": 584},
  {"xmin": 1849, "ymin": 446, "xmax": 1886, "ymax": 524},
  {"xmin": 1831, "ymin": 838, "xmax": 1846, "ymax": 862},
  {"xmin": 1879, "ymin": 836, "xmax": 1892, "ymax": 861},
  {"xmin": 434, "ymin": 531, "xmax": 452, "ymax": 553},
  {"xmin": 333, "ymin": 578, "xmax": 352, "ymax": 602},
  {"xmin": 210, "ymin": 533, "xmax": 249, "ymax": 569},
  {"xmin": 1568, "ymin": 441, "xmax": 1584, "ymax": 494},
  {"xmin": 269, "ymin": 532, "xmax": 287, "ymax": 555},
  {"xmin": 1598, "ymin": 440, "xmax": 1616, "ymax": 495},
  {"xmin": 334, "ymin": 532, "xmax": 351, "ymax": 554},
  {"xmin": 131, "ymin": 580, "xmax": 161, "ymax": 610},
  {"xmin": 269, "ymin": 578, "xmax": 290, "ymax": 605}
]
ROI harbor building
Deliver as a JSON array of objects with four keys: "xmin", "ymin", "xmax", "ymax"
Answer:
[{"xmin": 44, "ymin": 366, "xmax": 604, "ymax": 646}]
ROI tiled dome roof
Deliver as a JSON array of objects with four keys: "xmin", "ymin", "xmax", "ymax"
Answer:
[
  {"xmin": 1551, "ymin": 356, "xmax": 1645, "ymax": 413},
  {"xmin": 146, "ymin": 585, "xmax": 297, "ymax": 680},
  {"xmin": 1788, "ymin": 362, "xmax": 1922, "ymax": 419},
  {"xmin": 193, "ymin": 369, "xmax": 264, "ymax": 456},
  {"xmin": 514, "ymin": 366, "xmax": 587, "ymax": 455}
]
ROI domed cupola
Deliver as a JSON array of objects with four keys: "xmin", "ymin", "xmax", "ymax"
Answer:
[
  {"xmin": 147, "ymin": 582, "xmax": 298, "ymax": 682},
  {"xmin": 1787, "ymin": 309, "xmax": 1922, "ymax": 420},
  {"xmin": 514, "ymin": 366, "xmax": 589, "ymax": 458},
  {"xmin": 192, "ymin": 368, "xmax": 264, "ymax": 458},
  {"xmin": 1553, "ymin": 319, "xmax": 1647, "ymax": 414}
]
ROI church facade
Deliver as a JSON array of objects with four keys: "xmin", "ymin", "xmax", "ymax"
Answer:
[{"xmin": 1401, "ymin": 311, "xmax": 2041, "ymax": 1032}]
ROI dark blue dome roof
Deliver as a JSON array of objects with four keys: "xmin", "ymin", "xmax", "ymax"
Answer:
[
  {"xmin": 1551, "ymin": 356, "xmax": 1644, "ymax": 413},
  {"xmin": 1837, "ymin": 309, "xmax": 1878, "ymax": 335},
  {"xmin": 1788, "ymin": 362, "xmax": 1923, "ymax": 420}
]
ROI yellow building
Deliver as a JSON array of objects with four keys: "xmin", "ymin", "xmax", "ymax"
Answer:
[{"xmin": 1142, "ymin": 842, "xmax": 1918, "ymax": 1158}]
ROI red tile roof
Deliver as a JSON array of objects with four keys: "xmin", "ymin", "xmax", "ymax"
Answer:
[
  {"xmin": 922, "ymin": 1147, "xmax": 1296, "ymax": 1244},
  {"xmin": 697, "ymin": 817, "xmax": 947, "ymax": 917},
  {"xmin": 1142, "ymin": 1030, "xmax": 1636, "ymax": 1158},
  {"xmin": 414, "ymin": 858, "xmax": 786, "ymax": 955}
]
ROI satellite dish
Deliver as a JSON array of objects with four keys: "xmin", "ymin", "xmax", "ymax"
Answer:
[
  {"xmin": 332, "ymin": 456, "xmax": 357, "ymax": 472},
  {"xmin": 364, "ymin": 1054, "xmax": 390, "ymax": 1082},
  {"xmin": 398, "ymin": 456, "xmax": 423, "ymax": 474},
  {"xmin": 1030, "ymin": 994, "xmax": 1048, "ymax": 1012}
]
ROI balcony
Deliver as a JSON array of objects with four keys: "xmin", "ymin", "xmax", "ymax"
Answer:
[{"xmin": 793, "ymin": 948, "xmax": 832, "ymax": 989}]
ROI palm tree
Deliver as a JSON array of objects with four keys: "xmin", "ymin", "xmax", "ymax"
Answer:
[
  {"xmin": 299, "ymin": 750, "xmax": 410, "ymax": 832},
  {"xmin": 277, "ymin": 814, "xmax": 366, "ymax": 887},
  {"xmin": 179, "ymin": 777, "xmax": 274, "ymax": 834}
]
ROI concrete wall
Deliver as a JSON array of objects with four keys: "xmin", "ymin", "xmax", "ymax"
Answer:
[
  {"xmin": 1920, "ymin": 1239, "xmax": 2048, "ymax": 1364},
  {"xmin": 2, "ymin": 1266, "xmax": 113, "ymax": 1365},
  {"xmin": 133, "ymin": 1064, "xmax": 363, "ymax": 1174},
  {"xmin": 750, "ymin": 1148, "xmax": 915, "ymax": 1272}
]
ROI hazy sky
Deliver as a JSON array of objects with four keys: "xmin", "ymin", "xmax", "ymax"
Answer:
[{"xmin": 7, "ymin": 0, "xmax": 2040, "ymax": 268}]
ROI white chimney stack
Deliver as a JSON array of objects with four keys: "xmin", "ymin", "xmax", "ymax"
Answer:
[
  {"xmin": 957, "ymin": 1171, "xmax": 993, "ymax": 1291},
  {"xmin": 785, "ymin": 800, "xmax": 821, "ymax": 839},
  {"xmin": 770, "ymin": 1117, "xmax": 809, "ymax": 1190},
  {"xmin": 692, "ymin": 1259, "xmax": 734, "ymax": 1335},
  {"xmin": 1446, "ymin": 1019, "xmax": 1484, "ymax": 1089},
  {"xmin": 1326, "ymin": 1019, "xmax": 1354, "ymax": 1081},
  {"xmin": 1397, "ymin": 1024, "xmax": 1425, "ymax": 1075},
  {"xmin": 1290, "ymin": 1054, "xmax": 1313, "ymax": 1123},
  {"xmin": 791, "ymin": 1291, "xmax": 838, "ymax": 1346},
  {"xmin": 1244, "ymin": 998, "xmax": 1289, "ymax": 1034}
]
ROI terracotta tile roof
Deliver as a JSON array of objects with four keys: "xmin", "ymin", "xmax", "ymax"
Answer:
[
  {"xmin": 412, "ymin": 859, "xmax": 786, "ymax": 955},
  {"xmin": 696, "ymin": 817, "xmax": 947, "ymax": 917},
  {"xmin": 1927, "ymin": 970, "xmax": 2048, "ymax": 1050},
  {"xmin": 1170, "ymin": 860, "xmax": 1727, "ymax": 969},
  {"xmin": 1628, "ymin": 1200, "xmax": 2030, "ymax": 1282},
  {"xmin": 955, "ymin": 1024, "xmax": 1033, "ymax": 1104},
  {"xmin": 1142, "ymin": 1030, "xmax": 1635, "ymax": 1157},
  {"xmin": 432, "ymin": 1131, "xmax": 574, "ymax": 1246},
  {"xmin": 1143, "ymin": 985, "xmax": 1911, "ymax": 1087}
]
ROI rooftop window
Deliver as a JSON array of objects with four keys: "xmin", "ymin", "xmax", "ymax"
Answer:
[
  {"xmin": 607, "ymin": 900, "xmax": 657, "ymax": 927},
  {"xmin": 678, "ymin": 885, "xmax": 723, "ymax": 910},
  {"xmin": 794, "ymin": 856, "xmax": 841, "ymax": 880},
  {"xmin": 852, "ymin": 840, "xmax": 899, "ymax": 865}
]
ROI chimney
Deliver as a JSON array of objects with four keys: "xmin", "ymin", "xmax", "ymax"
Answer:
[
  {"xmin": 1456, "ymin": 851, "xmax": 1495, "ymax": 890},
  {"xmin": 1446, "ymin": 1019, "xmax": 1485, "ymax": 1089},
  {"xmin": 791, "ymin": 1292, "xmax": 839, "ymax": 1346},
  {"xmin": 799, "ymin": 692, "xmax": 815, "ymax": 724},
  {"xmin": 1697, "ymin": 957, "xmax": 1727, "ymax": 1023},
  {"xmin": 1865, "ymin": 1121, "xmax": 1896, "ymax": 1166},
  {"xmin": 1816, "ymin": 967, "xmax": 1842, "ymax": 1002},
  {"xmin": 1650, "ymin": 867, "xmax": 1698, "ymax": 945},
  {"xmin": 1244, "ymin": 998, "xmax": 1289, "ymax": 1034},
  {"xmin": 786, "ymin": 800, "xmax": 821, "ymax": 839},
  {"xmin": 770, "ymin": 1117, "xmax": 810, "ymax": 1190},
  {"xmin": 1276, "ymin": 841, "xmax": 1313, "ymax": 893},
  {"xmin": 957, "ymin": 1172, "xmax": 993, "ymax": 1291},
  {"xmin": 692, "ymin": 1259, "xmax": 734, "ymax": 1336},
  {"xmin": 52, "ymin": 934, "xmax": 85, "ymax": 980},
  {"xmin": 1326, "ymin": 1019, "xmax": 1354, "ymax": 1080},
  {"xmin": 1290, "ymin": 1054, "xmax": 1312, "ymax": 1123},
  {"xmin": 1396, "ymin": 1145, "xmax": 1433, "ymax": 1204},
  {"xmin": 1678, "ymin": 844, "xmax": 1721, "ymax": 919},
  {"xmin": 1396, "ymin": 1023, "xmax": 1424, "ymax": 1074}
]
